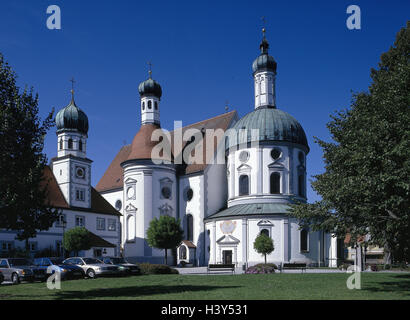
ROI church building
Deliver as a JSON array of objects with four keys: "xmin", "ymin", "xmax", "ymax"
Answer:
[{"xmin": 96, "ymin": 30, "xmax": 337, "ymax": 267}]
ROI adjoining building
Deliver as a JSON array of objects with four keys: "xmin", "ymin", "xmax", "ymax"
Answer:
[{"xmin": 0, "ymin": 90, "xmax": 121, "ymax": 258}]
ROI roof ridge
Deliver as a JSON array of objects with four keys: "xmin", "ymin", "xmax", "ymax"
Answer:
[{"xmin": 169, "ymin": 110, "xmax": 237, "ymax": 133}]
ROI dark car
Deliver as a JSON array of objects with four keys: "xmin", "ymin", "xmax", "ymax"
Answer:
[
  {"xmin": 0, "ymin": 270, "xmax": 4, "ymax": 284},
  {"xmin": 100, "ymin": 257, "xmax": 141, "ymax": 275},
  {"xmin": 33, "ymin": 257, "xmax": 85, "ymax": 280},
  {"xmin": 0, "ymin": 258, "xmax": 46, "ymax": 284}
]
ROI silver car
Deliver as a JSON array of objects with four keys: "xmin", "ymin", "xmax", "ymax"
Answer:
[
  {"xmin": 0, "ymin": 258, "xmax": 45, "ymax": 284},
  {"xmin": 63, "ymin": 257, "xmax": 120, "ymax": 278}
]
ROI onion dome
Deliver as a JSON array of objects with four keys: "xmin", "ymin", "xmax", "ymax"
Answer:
[
  {"xmin": 138, "ymin": 73, "xmax": 162, "ymax": 98},
  {"xmin": 252, "ymin": 30, "xmax": 277, "ymax": 75},
  {"xmin": 55, "ymin": 91, "xmax": 89, "ymax": 135},
  {"xmin": 225, "ymin": 108, "xmax": 309, "ymax": 151}
]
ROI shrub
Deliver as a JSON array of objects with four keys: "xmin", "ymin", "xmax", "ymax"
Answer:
[
  {"xmin": 245, "ymin": 264, "xmax": 275, "ymax": 274},
  {"xmin": 254, "ymin": 263, "xmax": 278, "ymax": 269},
  {"xmin": 138, "ymin": 263, "xmax": 179, "ymax": 275}
]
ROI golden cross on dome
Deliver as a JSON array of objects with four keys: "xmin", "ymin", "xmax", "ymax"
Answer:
[
  {"xmin": 69, "ymin": 77, "xmax": 76, "ymax": 99},
  {"xmin": 261, "ymin": 16, "xmax": 266, "ymax": 37},
  {"xmin": 147, "ymin": 61, "xmax": 152, "ymax": 78}
]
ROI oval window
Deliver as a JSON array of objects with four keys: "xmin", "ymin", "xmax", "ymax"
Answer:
[{"xmin": 271, "ymin": 148, "xmax": 281, "ymax": 160}]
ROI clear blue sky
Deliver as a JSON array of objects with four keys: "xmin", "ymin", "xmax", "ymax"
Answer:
[{"xmin": 1, "ymin": 0, "xmax": 408, "ymax": 202}]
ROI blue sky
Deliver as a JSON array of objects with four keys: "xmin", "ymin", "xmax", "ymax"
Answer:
[{"xmin": 1, "ymin": 0, "xmax": 408, "ymax": 202}]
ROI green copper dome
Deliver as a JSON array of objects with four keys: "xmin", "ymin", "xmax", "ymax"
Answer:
[
  {"xmin": 226, "ymin": 107, "xmax": 309, "ymax": 151},
  {"xmin": 55, "ymin": 94, "xmax": 89, "ymax": 135},
  {"xmin": 138, "ymin": 78, "xmax": 162, "ymax": 98}
]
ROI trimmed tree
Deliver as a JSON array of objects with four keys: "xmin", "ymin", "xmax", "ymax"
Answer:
[
  {"xmin": 146, "ymin": 215, "xmax": 184, "ymax": 265},
  {"xmin": 0, "ymin": 53, "xmax": 60, "ymax": 249},
  {"xmin": 63, "ymin": 227, "xmax": 92, "ymax": 256},
  {"xmin": 289, "ymin": 22, "xmax": 410, "ymax": 265},
  {"xmin": 254, "ymin": 233, "xmax": 274, "ymax": 264}
]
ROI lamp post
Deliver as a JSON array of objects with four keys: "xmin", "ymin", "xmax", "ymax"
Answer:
[{"xmin": 61, "ymin": 215, "xmax": 67, "ymax": 258}]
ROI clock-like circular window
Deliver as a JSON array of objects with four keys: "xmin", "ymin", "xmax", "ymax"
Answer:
[
  {"xmin": 76, "ymin": 167, "xmax": 85, "ymax": 178},
  {"xmin": 271, "ymin": 148, "xmax": 281, "ymax": 160},
  {"xmin": 239, "ymin": 151, "xmax": 250, "ymax": 163},
  {"xmin": 161, "ymin": 187, "xmax": 171, "ymax": 199}
]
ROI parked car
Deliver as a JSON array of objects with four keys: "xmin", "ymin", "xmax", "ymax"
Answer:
[
  {"xmin": 63, "ymin": 257, "xmax": 120, "ymax": 278},
  {"xmin": 33, "ymin": 257, "xmax": 85, "ymax": 280},
  {"xmin": 100, "ymin": 257, "xmax": 141, "ymax": 275},
  {"xmin": 0, "ymin": 270, "xmax": 4, "ymax": 284},
  {"xmin": 0, "ymin": 258, "xmax": 46, "ymax": 284}
]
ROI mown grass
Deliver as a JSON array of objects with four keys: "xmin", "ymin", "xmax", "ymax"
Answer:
[{"xmin": 0, "ymin": 272, "xmax": 409, "ymax": 300}]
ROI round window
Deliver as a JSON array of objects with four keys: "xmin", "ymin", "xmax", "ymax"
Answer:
[
  {"xmin": 239, "ymin": 151, "xmax": 249, "ymax": 163},
  {"xmin": 161, "ymin": 187, "xmax": 171, "ymax": 199},
  {"xmin": 271, "ymin": 148, "xmax": 281, "ymax": 160},
  {"xmin": 127, "ymin": 187, "xmax": 135, "ymax": 199},
  {"xmin": 76, "ymin": 167, "xmax": 85, "ymax": 178},
  {"xmin": 186, "ymin": 188, "xmax": 193, "ymax": 201},
  {"xmin": 115, "ymin": 200, "xmax": 122, "ymax": 211}
]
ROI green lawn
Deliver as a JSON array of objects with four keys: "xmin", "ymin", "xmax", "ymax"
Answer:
[{"xmin": 0, "ymin": 273, "xmax": 409, "ymax": 300}]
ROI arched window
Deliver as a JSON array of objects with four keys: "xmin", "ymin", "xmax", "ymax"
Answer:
[
  {"xmin": 270, "ymin": 172, "xmax": 280, "ymax": 194},
  {"xmin": 300, "ymin": 228, "xmax": 309, "ymax": 252},
  {"xmin": 298, "ymin": 174, "xmax": 304, "ymax": 197},
  {"xmin": 68, "ymin": 138, "xmax": 73, "ymax": 149},
  {"xmin": 239, "ymin": 175, "xmax": 249, "ymax": 196},
  {"xmin": 79, "ymin": 140, "xmax": 83, "ymax": 151},
  {"xmin": 59, "ymin": 139, "xmax": 63, "ymax": 150},
  {"xmin": 187, "ymin": 214, "xmax": 193, "ymax": 241},
  {"xmin": 260, "ymin": 229, "xmax": 270, "ymax": 237},
  {"xmin": 179, "ymin": 246, "xmax": 187, "ymax": 260},
  {"xmin": 154, "ymin": 101, "xmax": 158, "ymax": 110},
  {"xmin": 142, "ymin": 102, "xmax": 145, "ymax": 110},
  {"xmin": 148, "ymin": 100, "xmax": 152, "ymax": 109}
]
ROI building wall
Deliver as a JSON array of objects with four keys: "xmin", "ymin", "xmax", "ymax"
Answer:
[{"xmin": 0, "ymin": 209, "xmax": 120, "ymax": 258}]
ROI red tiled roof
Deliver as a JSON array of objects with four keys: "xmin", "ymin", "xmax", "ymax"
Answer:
[
  {"xmin": 88, "ymin": 231, "xmax": 116, "ymax": 248},
  {"xmin": 43, "ymin": 166, "xmax": 120, "ymax": 216},
  {"xmin": 96, "ymin": 111, "xmax": 238, "ymax": 193},
  {"xmin": 42, "ymin": 166, "xmax": 69, "ymax": 209},
  {"xmin": 126, "ymin": 123, "xmax": 173, "ymax": 162},
  {"xmin": 181, "ymin": 240, "xmax": 196, "ymax": 248}
]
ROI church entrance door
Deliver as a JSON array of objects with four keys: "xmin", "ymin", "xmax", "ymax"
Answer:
[{"xmin": 222, "ymin": 250, "xmax": 232, "ymax": 264}]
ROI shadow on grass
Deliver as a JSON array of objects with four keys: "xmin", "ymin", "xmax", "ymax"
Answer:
[
  {"xmin": 49, "ymin": 284, "xmax": 240, "ymax": 300},
  {"xmin": 364, "ymin": 273, "xmax": 410, "ymax": 296}
]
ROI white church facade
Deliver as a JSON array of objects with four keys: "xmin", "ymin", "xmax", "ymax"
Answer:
[{"xmin": 96, "ymin": 32, "xmax": 338, "ymax": 268}]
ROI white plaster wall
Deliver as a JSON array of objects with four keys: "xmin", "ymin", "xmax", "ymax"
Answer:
[{"xmin": 0, "ymin": 209, "xmax": 120, "ymax": 258}]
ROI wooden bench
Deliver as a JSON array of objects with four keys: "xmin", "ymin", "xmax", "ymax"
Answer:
[
  {"xmin": 279, "ymin": 263, "xmax": 307, "ymax": 273},
  {"xmin": 207, "ymin": 264, "xmax": 235, "ymax": 274}
]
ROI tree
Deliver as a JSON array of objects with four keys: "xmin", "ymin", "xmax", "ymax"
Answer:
[
  {"xmin": 253, "ymin": 233, "xmax": 274, "ymax": 264},
  {"xmin": 0, "ymin": 53, "xmax": 60, "ymax": 248},
  {"xmin": 63, "ymin": 227, "xmax": 92, "ymax": 256},
  {"xmin": 146, "ymin": 215, "xmax": 184, "ymax": 265},
  {"xmin": 289, "ymin": 22, "xmax": 410, "ymax": 265}
]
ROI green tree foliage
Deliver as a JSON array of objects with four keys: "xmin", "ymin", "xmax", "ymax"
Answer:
[
  {"xmin": 253, "ymin": 233, "xmax": 274, "ymax": 264},
  {"xmin": 63, "ymin": 227, "xmax": 92, "ymax": 256},
  {"xmin": 289, "ymin": 22, "xmax": 410, "ymax": 263},
  {"xmin": 0, "ymin": 53, "xmax": 60, "ymax": 247},
  {"xmin": 146, "ymin": 215, "xmax": 184, "ymax": 265}
]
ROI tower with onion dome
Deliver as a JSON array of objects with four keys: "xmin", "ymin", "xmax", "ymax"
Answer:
[
  {"xmin": 120, "ymin": 68, "xmax": 177, "ymax": 262},
  {"xmin": 52, "ymin": 86, "xmax": 92, "ymax": 208}
]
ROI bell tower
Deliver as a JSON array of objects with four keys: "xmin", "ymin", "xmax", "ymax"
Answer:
[{"xmin": 52, "ymin": 81, "xmax": 92, "ymax": 208}]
